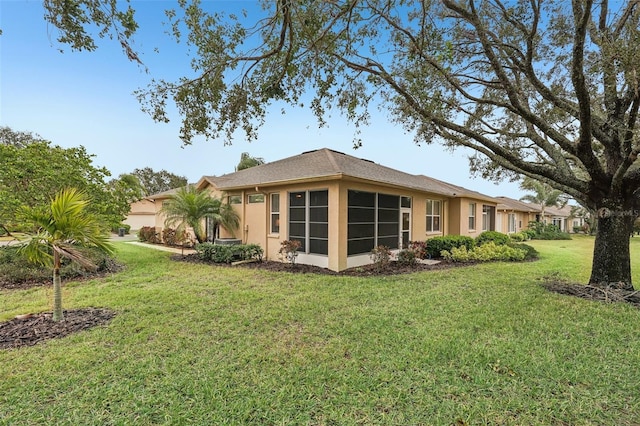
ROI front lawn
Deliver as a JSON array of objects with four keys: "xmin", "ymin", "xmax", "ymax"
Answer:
[{"xmin": 1, "ymin": 235, "xmax": 640, "ymax": 424}]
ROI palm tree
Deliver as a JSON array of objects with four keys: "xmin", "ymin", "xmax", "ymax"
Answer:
[
  {"xmin": 207, "ymin": 198, "xmax": 241, "ymax": 241},
  {"xmin": 519, "ymin": 177, "xmax": 568, "ymax": 222},
  {"xmin": 160, "ymin": 186, "xmax": 240, "ymax": 243},
  {"xmin": 19, "ymin": 188, "xmax": 114, "ymax": 322}
]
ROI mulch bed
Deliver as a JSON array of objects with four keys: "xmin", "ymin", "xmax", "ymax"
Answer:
[
  {"xmin": 0, "ymin": 308, "xmax": 116, "ymax": 350},
  {"xmin": 171, "ymin": 253, "xmax": 459, "ymax": 276}
]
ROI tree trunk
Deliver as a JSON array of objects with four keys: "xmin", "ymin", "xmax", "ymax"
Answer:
[
  {"xmin": 589, "ymin": 209, "xmax": 635, "ymax": 291},
  {"xmin": 52, "ymin": 251, "xmax": 64, "ymax": 322}
]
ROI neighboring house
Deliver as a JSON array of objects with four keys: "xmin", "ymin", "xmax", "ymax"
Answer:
[
  {"xmin": 123, "ymin": 198, "xmax": 157, "ymax": 231},
  {"xmin": 137, "ymin": 148, "xmax": 498, "ymax": 271},
  {"xmin": 543, "ymin": 205, "xmax": 574, "ymax": 232},
  {"xmin": 496, "ymin": 196, "xmax": 576, "ymax": 233},
  {"xmin": 495, "ymin": 197, "xmax": 538, "ymax": 234}
]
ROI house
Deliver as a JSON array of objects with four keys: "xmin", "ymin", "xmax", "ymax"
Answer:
[
  {"xmin": 136, "ymin": 148, "xmax": 499, "ymax": 271},
  {"xmin": 495, "ymin": 197, "xmax": 538, "ymax": 234},
  {"xmin": 123, "ymin": 198, "xmax": 157, "ymax": 231},
  {"xmin": 124, "ymin": 188, "xmax": 181, "ymax": 232},
  {"xmin": 496, "ymin": 196, "xmax": 576, "ymax": 233}
]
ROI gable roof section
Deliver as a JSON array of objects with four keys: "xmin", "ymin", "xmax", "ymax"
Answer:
[{"xmin": 198, "ymin": 148, "xmax": 497, "ymax": 202}]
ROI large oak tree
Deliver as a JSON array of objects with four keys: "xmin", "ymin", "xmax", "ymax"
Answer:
[{"xmin": 45, "ymin": 0, "xmax": 640, "ymax": 289}]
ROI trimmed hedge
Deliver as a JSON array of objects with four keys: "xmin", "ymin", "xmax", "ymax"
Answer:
[
  {"xmin": 196, "ymin": 243, "xmax": 263, "ymax": 264},
  {"xmin": 476, "ymin": 231, "xmax": 510, "ymax": 246},
  {"xmin": 442, "ymin": 241, "xmax": 526, "ymax": 262},
  {"xmin": 425, "ymin": 236, "xmax": 475, "ymax": 258}
]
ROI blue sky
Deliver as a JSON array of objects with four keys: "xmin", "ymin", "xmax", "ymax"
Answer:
[{"xmin": 0, "ymin": 1, "xmax": 523, "ymax": 199}]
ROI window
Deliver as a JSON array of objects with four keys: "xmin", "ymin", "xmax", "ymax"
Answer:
[
  {"xmin": 228, "ymin": 195, "xmax": 242, "ymax": 204},
  {"xmin": 270, "ymin": 193, "xmax": 280, "ymax": 234},
  {"xmin": 482, "ymin": 205, "xmax": 490, "ymax": 231},
  {"xmin": 468, "ymin": 203, "xmax": 476, "ymax": 230},
  {"xmin": 426, "ymin": 200, "xmax": 441, "ymax": 232},
  {"xmin": 552, "ymin": 218, "xmax": 563, "ymax": 230},
  {"xmin": 347, "ymin": 190, "xmax": 400, "ymax": 255},
  {"xmin": 288, "ymin": 190, "xmax": 328, "ymax": 255},
  {"xmin": 508, "ymin": 213, "xmax": 516, "ymax": 233},
  {"xmin": 248, "ymin": 194, "xmax": 265, "ymax": 203}
]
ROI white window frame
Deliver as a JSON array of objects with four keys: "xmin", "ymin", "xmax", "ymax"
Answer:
[
  {"xmin": 426, "ymin": 199, "xmax": 441, "ymax": 232},
  {"xmin": 508, "ymin": 213, "xmax": 516, "ymax": 233},
  {"xmin": 270, "ymin": 193, "xmax": 280, "ymax": 234},
  {"xmin": 468, "ymin": 203, "xmax": 476, "ymax": 231}
]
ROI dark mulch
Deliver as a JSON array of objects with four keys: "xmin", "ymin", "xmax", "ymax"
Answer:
[
  {"xmin": 0, "ymin": 308, "xmax": 116, "ymax": 350},
  {"xmin": 541, "ymin": 280, "xmax": 640, "ymax": 308},
  {"xmin": 171, "ymin": 253, "xmax": 460, "ymax": 276}
]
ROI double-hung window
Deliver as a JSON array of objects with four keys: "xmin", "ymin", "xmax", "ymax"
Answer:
[
  {"xmin": 270, "ymin": 193, "xmax": 280, "ymax": 234},
  {"xmin": 426, "ymin": 200, "xmax": 441, "ymax": 232},
  {"xmin": 468, "ymin": 203, "xmax": 476, "ymax": 230}
]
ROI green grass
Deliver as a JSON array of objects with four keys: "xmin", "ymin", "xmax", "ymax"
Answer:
[{"xmin": 2, "ymin": 235, "xmax": 640, "ymax": 425}]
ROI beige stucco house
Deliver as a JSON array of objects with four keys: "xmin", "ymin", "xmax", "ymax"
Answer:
[
  {"xmin": 496, "ymin": 196, "xmax": 575, "ymax": 233},
  {"xmin": 134, "ymin": 149, "xmax": 500, "ymax": 271},
  {"xmin": 495, "ymin": 196, "xmax": 538, "ymax": 234},
  {"xmin": 123, "ymin": 198, "xmax": 157, "ymax": 231}
]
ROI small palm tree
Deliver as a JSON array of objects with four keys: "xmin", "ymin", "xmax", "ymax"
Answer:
[
  {"xmin": 207, "ymin": 198, "xmax": 241, "ymax": 241},
  {"xmin": 520, "ymin": 177, "xmax": 568, "ymax": 221},
  {"xmin": 160, "ymin": 186, "xmax": 240, "ymax": 243},
  {"xmin": 19, "ymin": 188, "xmax": 114, "ymax": 322}
]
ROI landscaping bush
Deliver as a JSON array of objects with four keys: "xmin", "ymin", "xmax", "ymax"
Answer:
[
  {"xmin": 279, "ymin": 240, "xmax": 301, "ymax": 265},
  {"xmin": 476, "ymin": 231, "xmax": 510, "ymax": 246},
  {"xmin": 138, "ymin": 226, "xmax": 160, "ymax": 243},
  {"xmin": 396, "ymin": 248, "xmax": 418, "ymax": 266},
  {"xmin": 509, "ymin": 232, "xmax": 527, "ymax": 242},
  {"xmin": 408, "ymin": 241, "xmax": 428, "ymax": 259},
  {"xmin": 527, "ymin": 221, "xmax": 572, "ymax": 240},
  {"xmin": 442, "ymin": 241, "xmax": 526, "ymax": 262},
  {"xmin": 196, "ymin": 243, "xmax": 263, "ymax": 264},
  {"xmin": 370, "ymin": 245, "xmax": 393, "ymax": 271},
  {"xmin": 508, "ymin": 242, "xmax": 539, "ymax": 260},
  {"xmin": 426, "ymin": 235, "xmax": 475, "ymax": 258},
  {"xmin": 162, "ymin": 227, "xmax": 190, "ymax": 247}
]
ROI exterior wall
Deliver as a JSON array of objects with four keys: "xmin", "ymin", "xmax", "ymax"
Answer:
[
  {"xmin": 497, "ymin": 210, "xmax": 532, "ymax": 234},
  {"xmin": 124, "ymin": 199, "xmax": 157, "ymax": 231},
  {"xmin": 446, "ymin": 198, "xmax": 498, "ymax": 237}
]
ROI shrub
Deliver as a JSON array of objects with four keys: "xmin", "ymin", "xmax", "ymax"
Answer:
[
  {"xmin": 279, "ymin": 240, "xmax": 301, "ymax": 265},
  {"xmin": 138, "ymin": 226, "xmax": 161, "ymax": 243},
  {"xmin": 527, "ymin": 221, "xmax": 572, "ymax": 240},
  {"xmin": 442, "ymin": 241, "xmax": 526, "ymax": 262},
  {"xmin": 508, "ymin": 242, "xmax": 539, "ymax": 260},
  {"xmin": 196, "ymin": 242, "xmax": 263, "ymax": 264},
  {"xmin": 509, "ymin": 232, "xmax": 526, "ymax": 242},
  {"xmin": 408, "ymin": 241, "xmax": 428, "ymax": 259},
  {"xmin": 370, "ymin": 245, "xmax": 393, "ymax": 271},
  {"xmin": 396, "ymin": 248, "xmax": 418, "ymax": 266},
  {"xmin": 476, "ymin": 231, "xmax": 510, "ymax": 246},
  {"xmin": 162, "ymin": 227, "xmax": 190, "ymax": 247},
  {"xmin": 426, "ymin": 236, "xmax": 475, "ymax": 258}
]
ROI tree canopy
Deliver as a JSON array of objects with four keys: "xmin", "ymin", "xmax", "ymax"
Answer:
[
  {"xmin": 519, "ymin": 177, "xmax": 568, "ymax": 219},
  {"xmin": 236, "ymin": 152, "xmax": 266, "ymax": 171},
  {"xmin": 0, "ymin": 127, "xmax": 130, "ymax": 230},
  {"xmin": 42, "ymin": 1, "xmax": 640, "ymax": 289},
  {"xmin": 130, "ymin": 167, "xmax": 188, "ymax": 196}
]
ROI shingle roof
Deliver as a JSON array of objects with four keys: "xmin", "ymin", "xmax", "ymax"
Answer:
[
  {"xmin": 495, "ymin": 196, "xmax": 540, "ymax": 212},
  {"xmin": 199, "ymin": 148, "xmax": 497, "ymax": 201}
]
